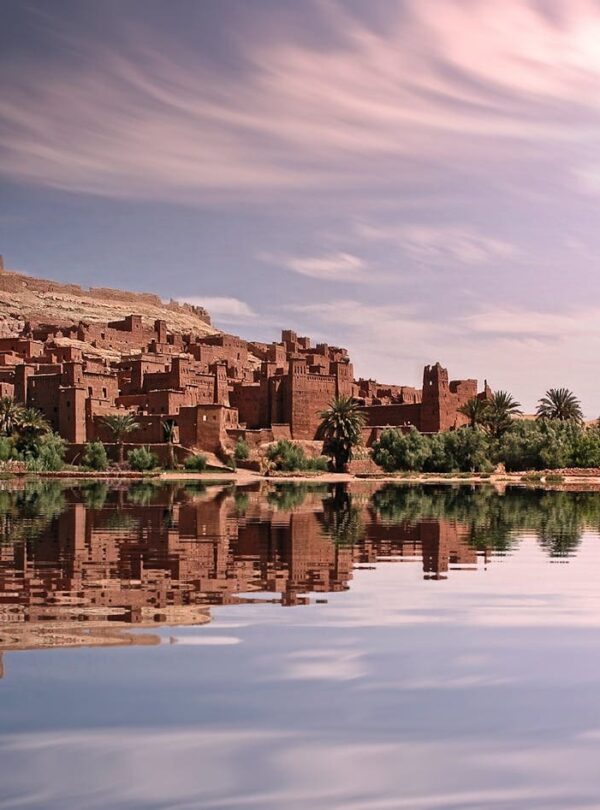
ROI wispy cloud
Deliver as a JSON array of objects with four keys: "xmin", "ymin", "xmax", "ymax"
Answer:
[
  {"xmin": 3, "ymin": 1, "xmax": 600, "ymax": 201},
  {"xmin": 358, "ymin": 223, "xmax": 517, "ymax": 266},
  {"xmin": 462, "ymin": 307, "xmax": 600, "ymax": 338},
  {"xmin": 262, "ymin": 251, "xmax": 368, "ymax": 281}
]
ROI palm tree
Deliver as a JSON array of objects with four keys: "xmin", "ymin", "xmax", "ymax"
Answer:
[
  {"xmin": 484, "ymin": 390, "xmax": 522, "ymax": 439},
  {"xmin": 162, "ymin": 419, "xmax": 177, "ymax": 469},
  {"xmin": 102, "ymin": 412, "xmax": 140, "ymax": 463},
  {"xmin": 14, "ymin": 407, "xmax": 50, "ymax": 455},
  {"xmin": 458, "ymin": 397, "xmax": 489, "ymax": 429},
  {"xmin": 536, "ymin": 388, "xmax": 583, "ymax": 423},
  {"xmin": 0, "ymin": 397, "xmax": 23, "ymax": 436},
  {"xmin": 318, "ymin": 395, "xmax": 366, "ymax": 472}
]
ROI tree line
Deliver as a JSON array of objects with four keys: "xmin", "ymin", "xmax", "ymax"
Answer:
[{"xmin": 371, "ymin": 388, "xmax": 595, "ymax": 473}]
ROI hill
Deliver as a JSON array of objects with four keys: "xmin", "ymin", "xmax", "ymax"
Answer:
[{"xmin": 0, "ymin": 267, "xmax": 217, "ymax": 338}]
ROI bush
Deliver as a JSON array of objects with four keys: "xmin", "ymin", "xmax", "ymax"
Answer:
[
  {"xmin": 81, "ymin": 441, "xmax": 109, "ymax": 471},
  {"xmin": 183, "ymin": 453, "xmax": 207, "ymax": 472},
  {"xmin": 495, "ymin": 420, "xmax": 594, "ymax": 471},
  {"xmin": 25, "ymin": 433, "xmax": 65, "ymax": 472},
  {"xmin": 0, "ymin": 436, "xmax": 16, "ymax": 463},
  {"xmin": 372, "ymin": 420, "xmax": 600, "ymax": 474},
  {"xmin": 371, "ymin": 428, "xmax": 431, "ymax": 472},
  {"xmin": 435, "ymin": 428, "xmax": 492, "ymax": 473},
  {"xmin": 234, "ymin": 438, "xmax": 250, "ymax": 462},
  {"xmin": 128, "ymin": 446, "xmax": 159, "ymax": 471},
  {"xmin": 306, "ymin": 455, "xmax": 329, "ymax": 471},
  {"xmin": 266, "ymin": 440, "xmax": 310, "ymax": 472},
  {"xmin": 372, "ymin": 427, "xmax": 491, "ymax": 473}
]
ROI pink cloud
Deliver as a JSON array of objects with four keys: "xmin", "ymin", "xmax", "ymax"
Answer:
[{"xmin": 2, "ymin": 1, "xmax": 600, "ymax": 201}]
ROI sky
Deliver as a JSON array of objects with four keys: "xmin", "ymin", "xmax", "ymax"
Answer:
[{"xmin": 2, "ymin": 0, "xmax": 600, "ymax": 414}]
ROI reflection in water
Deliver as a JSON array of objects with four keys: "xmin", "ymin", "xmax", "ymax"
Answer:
[
  {"xmin": 0, "ymin": 480, "xmax": 597, "ymax": 658},
  {"xmin": 3, "ymin": 481, "xmax": 600, "ymax": 808}
]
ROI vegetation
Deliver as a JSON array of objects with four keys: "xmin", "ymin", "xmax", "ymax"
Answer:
[
  {"xmin": 372, "ymin": 419, "xmax": 600, "ymax": 473},
  {"xmin": 234, "ymin": 438, "xmax": 250, "ymax": 462},
  {"xmin": 81, "ymin": 441, "xmax": 109, "ymax": 471},
  {"xmin": 14, "ymin": 407, "xmax": 51, "ymax": 456},
  {"xmin": 0, "ymin": 396, "xmax": 23, "ymax": 436},
  {"xmin": 24, "ymin": 432, "xmax": 66, "ymax": 472},
  {"xmin": 183, "ymin": 453, "xmax": 208, "ymax": 472},
  {"xmin": 372, "ymin": 427, "xmax": 492, "ymax": 473},
  {"xmin": 536, "ymin": 388, "xmax": 584, "ymax": 423},
  {"xmin": 101, "ymin": 413, "xmax": 140, "ymax": 463},
  {"xmin": 0, "ymin": 436, "xmax": 17, "ymax": 463},
  {"xmin": 483, "ymin": 390, "xmax": 522, "ymax": 439},
  {"xmin": 162, "ymin": 419, "xmax": 177, "ymax": 469},
  {"xmin": 318, "ymin": 395, "xmax": 366, "ymax": 472},
  {"xmin": 266, "ymin": 439, "xmax": 329, "ymax": 473},
  {"xmin": 127, "ymin": 446, "xmax": 158, "ymax": 471},
  {"xmin": 458, "ymin": 396, "xmax": 489, "ymax": 429}
]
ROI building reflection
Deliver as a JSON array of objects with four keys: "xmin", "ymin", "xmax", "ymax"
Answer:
[
  {"xmin": 359, "ymin": 516, "xmax": 477, "ymax": 580},
  {"xmin": 0, "ymin": 482, "xmax": 487, "ymax": 660}
]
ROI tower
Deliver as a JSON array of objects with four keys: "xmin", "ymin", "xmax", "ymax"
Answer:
[{"xmin": 420, "ymin": 363, "xmax": 449, "ymax": 432}]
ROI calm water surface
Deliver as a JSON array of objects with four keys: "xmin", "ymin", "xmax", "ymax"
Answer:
[{"xmin": 2, "ymin": 479, "xmax": 600, "ymax": 809}]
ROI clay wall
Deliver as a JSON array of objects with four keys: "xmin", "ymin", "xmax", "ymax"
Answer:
[
  {"xmin": 58, "ymin": 386, "xmax": 87, "ymax": 443},
  {"xmin": 178, "ymin": 404, "xmax": 239, "ymax": 453},
  {"xmin": 284, "ymin": 359, "xmax": 337, "ymax": 439},
  {"xmin": 28, "ymin": 373, "xmax": 61, "ymax": 429},
  {"xmin": 359, "ymin": 403, "xmax": 423, "ymax": 430},
  {"xmin": 81, "ymin": 371, "xmax": 119, "ymax": 402},
  {"xmin": 0, "ymin": 338, "xmax": 44, "ymax": 358},
  {"xmin": 147, "ymin": 389, "xmax": 188, "ymax": 415},
  {"xmin": 231, "ymin": 383, "xmax": 265, "ymax": 428},
  {"xmin": 197, "ymin": 334, "xmax": 248, "ymax": 368},
  {"xmin": 91, "ymin": 413, "xmax": 166, "ymax": 445},
  {"xmin": 0, "ymin": 353, "xmax": 24, "ymax": 367}
]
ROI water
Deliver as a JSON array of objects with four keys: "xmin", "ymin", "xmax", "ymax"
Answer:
[{"xmin": 2, "ymin": 479, "xmax": 600, "ymax": 809}]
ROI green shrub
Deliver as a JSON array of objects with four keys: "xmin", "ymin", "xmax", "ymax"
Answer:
[
  {"xmin": 25, "ymin": 433, "xmax": 65, "ymax": 472},
  {"xmin": 234, "ymin": 438, "xmax": 250, "ymax": 461},
  {"xmin": 435, "ymin": 428, "xmax": 492, "ymax": 473},
  {"xmin": 306, "ymin": 455, "xmax": 329, "ymax": 472},
  {"xmin": 521, "ymin": 472, "xmax": 544, "ymax": 482},
  {"xmin": 266, "ymin": 440, "xmax": 310, "ymax": 472},
  {"xmin": 369, "ymin": 420, "xmax": 600, "ymax": 475},
  {"xmin": 81, "ymin": 441, "xmax": 108, "ymax": 471},
  {"xmin": 0, "ymin": 436, "xmax": 16, "ymax": 463},
  {"xmin": 495, "ymin": 420, "xmax": 592, "ymax": 471},
  {"xmin": 128, "ymin": 446, "xmax": 159, "ymax": 472},
  {"xmin": 183, "ymin": 453, "xmax": 207, "ymax": 472},
  {"xmin": 371, "ymin": 428, "xmax": 431, "ymax": 472}
]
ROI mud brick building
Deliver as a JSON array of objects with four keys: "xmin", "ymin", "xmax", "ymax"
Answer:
[{"xmin": 0, "ymin": 269, "xmax": 491, "ymax": 457}]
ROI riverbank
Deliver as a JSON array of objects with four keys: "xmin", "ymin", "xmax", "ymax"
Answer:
[{"xmin": 5, "ymin": 467, "xmax": 600, "ymax": 490}]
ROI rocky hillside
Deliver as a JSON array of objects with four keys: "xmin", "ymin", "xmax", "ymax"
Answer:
[{"xmin": 0, "ymin": 268, "xmax": 217, "ymax": 338}]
